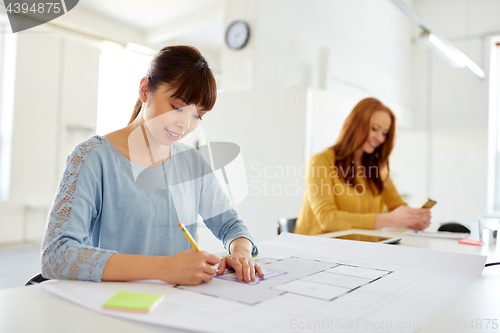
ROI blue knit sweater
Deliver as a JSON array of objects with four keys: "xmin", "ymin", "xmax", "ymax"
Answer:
[{"xmin": 41, "ymin": 135, "xmax": 257, "ymax": 281}]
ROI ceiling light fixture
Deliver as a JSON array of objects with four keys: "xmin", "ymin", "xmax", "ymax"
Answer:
[{"xmin": 389, "ymin": 0, "xmax": 485, "ymax": 79}]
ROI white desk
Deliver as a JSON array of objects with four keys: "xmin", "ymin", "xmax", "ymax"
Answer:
[
  {"xmin": 318, "ymin": 228, "xmax": 500, "ymax": 333},
  {"xmin": 1, "ymin": 228, "xmax": 499, "ymax": 333},
  {"xmin": 0, "ymin": 284, "xmax": 182, "ymax": 333}
]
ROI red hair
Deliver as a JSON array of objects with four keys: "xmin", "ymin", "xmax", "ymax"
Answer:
[{"xmin": 332, "ymin": 98, "xmax": 396, "ymax": 194}]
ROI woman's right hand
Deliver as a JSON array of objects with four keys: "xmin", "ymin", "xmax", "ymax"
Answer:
[
  {"xmin": 161, "ymin": 249, "xmax": 220, "ymax": 286},
  {"xmin": 382, "ymin": 206, "xmax": 431, "ymax": 230}
]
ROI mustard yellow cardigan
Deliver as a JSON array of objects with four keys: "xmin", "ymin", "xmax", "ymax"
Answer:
[{"xmin": 294, "ymin": 148, "xmax": 406, "ymax": 235}]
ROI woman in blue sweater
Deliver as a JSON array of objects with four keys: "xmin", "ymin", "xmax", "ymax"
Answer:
[{"xmin": 41, "ymin": 45, "xmax": 263, "ymax": 285}]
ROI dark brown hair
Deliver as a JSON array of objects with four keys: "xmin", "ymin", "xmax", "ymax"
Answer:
[
  {"xmin": 128, "ymin": 45, "xmax": 217, "ymax": 124},
  {"xmin": 332, "ymin": 98, "xmax": 396, "ymax": 195}
]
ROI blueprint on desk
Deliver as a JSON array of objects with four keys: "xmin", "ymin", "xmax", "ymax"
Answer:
[
  {"xmin": 42, "ymin": 233, "xmax": 486, "ymax": 333},
  {"xmin": 178, "ymin": 256, "xmax": 412, "ymax": 306}
]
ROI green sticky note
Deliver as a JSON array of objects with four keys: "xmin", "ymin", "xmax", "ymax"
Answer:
[{"xmin": 102, "ymin": 290, "xmax": 164, "ymax": 313}]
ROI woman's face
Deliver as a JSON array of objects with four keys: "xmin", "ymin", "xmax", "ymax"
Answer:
[
  {"xmin": 361, "ymin": 110, "xmax": 392, "ymax": 154},
  {"xmin": 141, "ymin": 83, "xmax": 208, "ymax": 146}
]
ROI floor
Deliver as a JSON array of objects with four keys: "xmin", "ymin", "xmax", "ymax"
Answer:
[{"xmin": 0, "ymin": 242, "xmax": 42, "ymax": 289}]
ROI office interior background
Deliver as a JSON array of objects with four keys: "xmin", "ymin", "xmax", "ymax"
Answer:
[{"xmin": 0, "ymin": 0, "xmax": 499, "ymax": 271}]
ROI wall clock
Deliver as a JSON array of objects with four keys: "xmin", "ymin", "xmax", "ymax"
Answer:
[{"xmin": 225, "ymin": 20, "xmax": 250, "ymax": 50}]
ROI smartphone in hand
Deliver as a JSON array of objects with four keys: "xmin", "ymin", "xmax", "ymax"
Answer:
[{"xmin": 421, "ymin": 198, "xmax": 437, "ymax": 209}]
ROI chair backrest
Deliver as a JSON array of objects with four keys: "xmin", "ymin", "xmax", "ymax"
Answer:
[
  {"xmin": 278, "ymin": 218, "xmax": 297, "ymax": 234},
  {"xmin": 25, "ymin": 273, "xmax": 49, "ymax": 286}
]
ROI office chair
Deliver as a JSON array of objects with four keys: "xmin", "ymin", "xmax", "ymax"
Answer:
[
  {"xmin": 25, "ymin": 273, "xmax": 49, "ymax": 286},
  {"xmin": 277, "ymin": 218, "xmax": 297, "ymax": 235}
]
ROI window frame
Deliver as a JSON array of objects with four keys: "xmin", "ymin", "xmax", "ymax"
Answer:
[
  {"xmin": 0, "ymin": 21, "xmax": 17, "ymax": 202},
  {"xmin": 487, "ymin": 36, "xmax": 500, "ymax": 215}
]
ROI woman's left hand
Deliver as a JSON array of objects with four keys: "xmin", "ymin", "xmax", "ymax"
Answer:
[{"xmin": 216, "ymin": 251, "xmax": 264, "ymax": 282}]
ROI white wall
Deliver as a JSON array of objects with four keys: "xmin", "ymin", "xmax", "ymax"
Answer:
[
  {"xmin": 3, "ymin": 0, "xmax": 499, "ymax": 245},
  {"xmin": 56, "ymin": 38, "xmax": 101, "ymax": 182},
  {"xmin": 0, "ymin": 32, "xmax": 60, "ymax": 243},
  {"xmin": 220, "ymin": 0, "xmax": 257, "ymax": 90},
  {"xmin": 253, "ymin": 0, "xmax": 415, "ymax": 105},
  {"xmin": 218, "ymin": 0, "xmax": 424, "ymax": 241},
  {"xmin": 218, "ymin": 0, "xmax": 500, "ymax": 232},
  {"xmin": 0, "ymin": 28, "xmax": 100, "ymax": 244},
  {"xmin": 202, "ymin": 87, "xmax": 308, "ymax": 242},
  {"xmin": 254, "ymin": 0, "xmax": 428, "ymax": 208},
  {"xmin": 411, "ymin": 0, "xmax": 500, "ymax": 223}
]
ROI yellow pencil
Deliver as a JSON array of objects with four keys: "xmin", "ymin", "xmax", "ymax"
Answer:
[{"xmin": 178, "ymin": 222, "xmax": 200, "ymax": 251}]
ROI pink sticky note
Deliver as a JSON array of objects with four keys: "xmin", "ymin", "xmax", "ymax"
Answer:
[{"xmin": 458, "ymin": 238, "xmax": 485, "ymax": 246}]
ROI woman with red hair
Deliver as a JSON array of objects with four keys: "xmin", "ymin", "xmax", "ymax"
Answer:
[{"xmin": 294, "ymin": 98, "xmax": 431, "ymax": 235}]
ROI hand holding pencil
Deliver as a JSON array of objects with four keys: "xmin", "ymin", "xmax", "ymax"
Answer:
[{"xmin": 177, "ymin": 222, "xmax": 264, "ymax": 283}]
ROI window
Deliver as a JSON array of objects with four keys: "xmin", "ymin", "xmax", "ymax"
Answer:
[
  {"xmin": 0, "ymin": 22, "xmax": 17, "ymax": 201},
  {"xmin": 96, "ymin": 45, "xmax": 152, "ymax": 135},
  {"xmin": 488, "ymin": 38, "xmax": 500, "ymax": 214}
]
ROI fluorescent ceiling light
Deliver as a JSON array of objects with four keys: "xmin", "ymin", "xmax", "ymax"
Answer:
[
  {"xmin": 422, "ymin": 31, "xmax": 466, "ymax": 68},
  {"xmin": 389, "ymin": 0, "xmax": 485, "ymax": 79},
  {"xmin": 422, "ymin": 31, "xmax": 485, "ymax": 79},
  {"xmin": 462, "ymin": 55, "xmax": 486, "ymax": 79}
]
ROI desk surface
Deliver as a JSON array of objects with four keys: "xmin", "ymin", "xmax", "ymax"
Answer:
[
  {"xmin": 317, "ymin": 227, "xmax": 499, "ymax": 259},
  {"xmin": 319, "ymin": 228, "xmax": 500, "ymax": 333},
  {"xmin": 1, "ymin": 228, "xmax": 499, "ymax": 333}
]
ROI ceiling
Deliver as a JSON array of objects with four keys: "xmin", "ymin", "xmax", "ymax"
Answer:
[
  {"xmin": 76, "ymin": 0, "xmax": 224, "ymax": 51},
  {"xmin": 77, "ymin": 0, "xmax": 221, "ymax": 30}
]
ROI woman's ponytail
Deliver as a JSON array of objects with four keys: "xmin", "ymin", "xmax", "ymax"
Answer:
[{"xmin": 128, "ymin": 98, "xmax": 143, "ymax": 125}]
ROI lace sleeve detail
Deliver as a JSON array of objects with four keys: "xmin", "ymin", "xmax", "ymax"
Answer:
[{"xmin": 41, "ymin": 136, "xmax": 115, "ymax": 281}]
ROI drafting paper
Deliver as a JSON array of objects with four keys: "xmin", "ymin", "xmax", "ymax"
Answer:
[
  {"xmin": 272, "ymin": 280, "xmax": 348, "ymax": 300},
  {"xmin": 300, "ymin": 271, "xmax": 371, "ymax": 289},
  {"xmin": 41, "ymin": 233, "xmax": 486, "ymax": 333}
]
